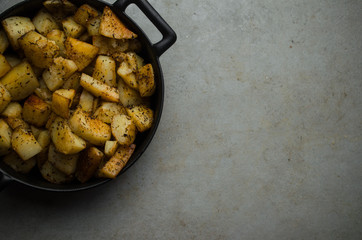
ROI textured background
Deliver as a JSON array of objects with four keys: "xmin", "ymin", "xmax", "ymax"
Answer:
[{"xmin": 0, "ymin": 0, "xmax": 361, "ymax": 239}]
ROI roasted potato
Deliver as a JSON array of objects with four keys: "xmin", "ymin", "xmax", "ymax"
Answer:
[
  {"xmin": 22, "ymin": 94, "xmax": 52, "ymax": 127},
  {"xmin": 62, "ymin": 72, "xmax": 81, "ymax": 90},
  {"xmin": 117, "ymin": 78, "xmax": 144, "ymax": 107},
  {"xmin": 87, "ymin": 16, "xmax": 101, "ymax": 36},
  {"xmin": 1, "ymin": 16, "xmax": 35, "ymax": 50},
  {"xmin": 126, "ymin": 105, "xmax": 154, "ymax": 132},
  {"xmin": 0, "ymin": 119, "xmax": 12, "ymax": 156},
  {"xmin": 104, "ymin": 140, "xmax": 118, "ymax": 158},
  {"xmin": 52, "ymin": 89, "xmax": 76, "ymax": 118},
  {"xmin": 69, "ymin": 107, "xmax": 111, "ymax": 146},
  {"xmin": 47, "ymin": 29, "xmax": 67, "ymax": 57},
  {"xmin": 93, "ymin": 102, "xmax": 126, "ymax": 124},
  {"xmin": 138, "ymin": 64, "xmax": 155, "ymax": 97},
  {"xmin": 1, "ymin": 102, "xmax": 22, "ymax": 118},
  {"xmin": 0, "ymin": 82, "xmax": 11, "ymax": 113},
  {"xmin": 37, "ymin": 130, "xmax": 51, "ymax": 149},
  {"xmin": 73, "ymin": 4, "xmax": 99, "ymax": 27},
  {"xmin": 78, "ymin": 89, "xmax": 94, "ymax": 113},
  {"xmin": 93, "ymin": 55, "xmax": 116, "ymax": 87},
  {"xmin": 33, "ymin": 8, "xmax": 60, "ymax": 36},
  {"xmin": 76, "ymin": 146, "xmax": 104, "ymax": 183},
  {"xmin": 96, "ymin": 144, "xmax": 135, "ymax": 179},
  {"xmin": 0, "ymin": 54, "xmax": 11, "ymax": 78},
  {"xmin": 5, "ymin": 117, "xmax": 29, "ymax": 130},
  {"xmin": 48, "ymin": 144, "xmax": 79, "ymax": 175},
  {"xmin": 65, "ymin": 37, "xmax": 98, "ymax": 71},
  {"xmin": 40, "ymin": 159, "xmax": 73, "ymax": 184},
  {"xmin": 111, "ymin": 114, "xmax": 137, "ymax": 145},
  {"xmin": 80, "ymin": 73, "xmax": 119, "ymax": 102},
  {"xmin": 11, "ymin": 127, "xmax": 43, "ymax": 161},
  {"xmin": 18, "ymin": 30, "xmax": 60, "ymax": 68},
  {"xmin": 3, "ymin": 151, "xmax": 36, "ymax": 173},
  {"xmin": 0, "ymin": 30, "xmax": 9, "ymax": 54},
  {"xmin": 62, "ymin": 16, "xmax": 85, "ymax": 38}
]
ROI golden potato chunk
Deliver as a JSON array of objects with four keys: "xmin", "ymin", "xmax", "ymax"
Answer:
[
  {"xmin": 99, "ymin": 6, "xmax": 137, "ymax": 39},
  {"xmin": 11, "ymin": 127, "xmax": 42, "ymax": 160},
  {"xmin": 22, "ymin": 94, "xmax": 51, "ymax": 127},
  {"xmin": 104, "ymin": 140, "xmax": 118, "ymax": 158},
  {"xmin": 18, "ymin": 31, "xmax": 60, "ymax": 68},
  {"xmin": 1, "ymin": 16, "xmax": 35, "ymax": 50},
  {"xmin": 47, "ymin": 29, "xmax": 66, "ymax": 57},
  {"xmin": 73, "ymin": 4, "xmax": 99, "ymax": 26},
  {"xmin": 32, "ymin": 8, "xmax": 60, "ymax": 36},
  {"xmin": 138, "ymin": 64, "xmax": 155, "ymax": 97},
  {"xmin": 3, "ymin": 151, "xmax": 36, "ymax": 173},
  {"xmin": 80, "ymin": 73, "xmax": 119, "ymax": 102},
  {"xmin": 97, "ymin": 144, "xmax": 135, "ymax": 179},
  {"xmin": 37, "ymin": 130, "xmax": 51, "ymax": 149},
  {"xmin": 0, "ymin": 83, "xmax": 11, "ymax": 113},
  {"xmin": 0, "ymin": 119, "xmax": 12, "ymax": 156},
  {"xmin": 50, "ymin": 117, "xmax": 87, "ymax": 155},
  {"xmin": 5, "ymin": 117, "xmax": 29, "ymax": 130},
  {"xmin": 0, "ymin": 54, "xmax": 11, "ymax": 78},
  {"xmin": 48, "ymin": 144, "xmax": 79, "ymax": 175},
  {"xmin": 1, "ymin": 102, "xmax": 22, "ymax": 118},
  {"xmin": 62, "ymin": 16, "xmax": 85, "ymax": 38},
  {"xmin": 111, "ymin": 114, "xmax": 137, "ymax": 145},
  {"xmin": 78, "ymin": 89, "xmax": 94, "ymax": 113},
  {"xmin": 40, "ymin": 159, "xmax": 73, "ymax": 184},
  {"xmin": 93, "ymin": 55, "xmax": 116, "ymax": 87},
  {"xmin": 76, "ymin": 146, "xmax": 104, "ymax": 183},
  {"xmin": 126, "ymin": 105, "xmax": 154, "ymax": 132},
  {"xmin": 52, "ymin": 89, "xmax": 76, "ymax": 118},
  {"xmin": 117, "ymin": 78, "xmax": 144, "ymax": 107},
  {"xmin": 93, "ymin": 102, "xmax": 126, "ymax": 124},
  {"xmin": 87, "ymin": 16, "xmax": 101, "ymax": 36},
  {"xmin": 65, "ymin": 37, "xmax": 98, "ymax": 71}
]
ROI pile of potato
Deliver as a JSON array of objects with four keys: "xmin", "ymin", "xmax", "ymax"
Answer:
[{"xmin": 0, "ymin": 0, "xmax": 155, "ymax": 184}]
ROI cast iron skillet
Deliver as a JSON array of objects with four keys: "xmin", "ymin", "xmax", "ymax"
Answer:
[{"xmin": 0, "ymin": 0, "xmax": 176, "ymax": 192}]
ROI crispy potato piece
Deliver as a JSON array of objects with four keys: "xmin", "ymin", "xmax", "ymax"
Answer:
[
  {"xmin": 97, "ymin": 144, "xmax": 135, "ymax": 179},
  {"xmin": 126, "ymin": 105, "xmax": 154, "ymax": 132},
  {"xmin": 0, "ymin": 30, "xmax": 9, "ymax": 54},
  {"xmin": 52, "ymin": 89, "xmax": 76, "ymax": 118},
  {"xmin": 32, "ymin": 8, "xmax": 60, "ymax": 36},
  {"xmin": 12, "ymin": 127, "xmax": 42, "ymax": 160},
  {"xmin": 1, "ymin": 102, "xmax": 22, "ymax": 118},
  {"xmin": 76, "ymin": 146, "xmax": 104, "ymax": 183},
  {"xmin": 37, "ymin": 130, "xmax": 51, "ymax": 149},
  {"xmin": 80, "ymin": 73, "xmax": 119, "ymax": 102},
  {"xmin": 69, "ymin": 108, "xmax": 111, "ymax": 146},
  {"xmin": 93, "ymin": 102, "xmax": 126, "ymax": 124},
  {"xmin": 92, "ymin": 35, "xmax": 129, "ymax": 55},
  {"xmin": 47, "ymin": 29, "xmax": 66, "ymax": 57},
  {"xmin": 62, "ymin": 17, "xmax": 85, "ymax": 38},
  {"xmin": 104, "ymin": 140, "xmax": 118, "ymax": 158},
  {"xmin": 40, "ymin": 159, "xmax": 73, "ymax": 184},
  {"xmin": 62, "ymin": 72, "xmax": 81, "ymax": 90},
  {"xmin": 22, "ymin": 95, "xmax": 51, "ymax": 127},
  {"xmin": 74, "ymin": 4, "xmax": 99, "ymax": 26},
  {"xmin": 18, "ymin": 31, "xmax": 59, "ymax": 68},
  {"xmin": 87, "ymin": 16, "xmax": 101, "ymax": 36},
  {"xmin": 43, "ymin": 0, "xmax": 77, "ymax": 15},
  {"xmin": 117, "ymin": 78, "xmax": 144, "ymax": 107},
  {"xmin": 0, "ymin": 83, "xmax": 11, "ymax": 113},
  {"xmin": 93, "ymin": 55, "xmax": 116, "ymax": 87},
  {"xmin": 0, "ymin": 54, "xmax": 11, "ymax": 78},
  {"xmin": 65, "ymin": 37, "xmax": 98, "ymax": 71},
  {"xmin": 5, "ymin": 117, "xmax": 29, "ymax": 130},
  {"xmin": 48, "ymin": 144, "xmax": 79, "ymax": 175},
  {"xmin": 43, "ymin": 56, "xmax": 78, "ymax": 91},
  {"xmin": 99, "ymin": 6, "xmax": 137, "ymax": 39},
  {"xmin": 78, "ymin": 89, "xmax": 94, "ymax": 113},
  {"xmin": 0, "ymin": 61, "xmax": 39, "ymax": 101},
  {"xmin": 3, "ymin": 151, "xmax": 36, "ymax": 173},
  {"xmin": 1, "ymin": 16, "xmax": 35, "ymax": 50},
  {"xmin": 50, "ymin": 117, "xmax": 87, "ymax": 155},
  {"xmin": 138, "ymin": 64, "xmax": 155, "ymax": 97},
  {"xmin": 0, "ymin": 119, "xmax": 12, "ymax": 156},
  {"xmin": 111, "ymin": 114, "xmax": 137, "ymax": 145}
]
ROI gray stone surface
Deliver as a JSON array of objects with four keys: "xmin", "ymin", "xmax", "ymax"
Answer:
[{"xmin": 0, "ymin": 0, "xmax": 361, "ymax": 239}]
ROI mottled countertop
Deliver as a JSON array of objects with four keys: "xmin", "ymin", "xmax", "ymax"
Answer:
[{"xmin": 0, "ymin": 0, "xmax": 361, "ymax": 239}]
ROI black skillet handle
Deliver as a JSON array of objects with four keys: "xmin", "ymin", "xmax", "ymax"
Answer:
[
  {"xmin": 113, "ymin": 0, "xmax": 177, "ymax": 57},
  {"xmin": 0, "ymin": 172, "xmax": 12, "ymax": 191}
]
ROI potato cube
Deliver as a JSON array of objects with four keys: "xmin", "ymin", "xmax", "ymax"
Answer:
[
  {"xmin": 65, "ymin": 37, "xmax": 98, "ymax": 71},
  {"xmin": 5, "ymin": 117, "xmax": 29, "ymax": 130},
  {"xmin": 31, "ymin": 125, "xmax": 41, "ymax": 139},
  {"xmin": 93, "ymin": 55, "xmax": 116, "ymax": 87},
  {"xmin": 104, "ymin": 140, "xmax": 118, "ymax": 158},
  {"xmin": 126, "ymin": 105, "xmax": 154, "ymax": 132},
  {"xmin": 52, "ymin": 89, "xmax": 76, "ymax": 118},
  {"xmin": 0, "ymin": 54, "xmax": 11, "ymax": 78},
  {"xmin": 1, "ymin": 16, "xmax": 35, "ymax": 50},
  {"xmin": 99, "ymin": 6, "xmax": 137, "ymax": 39},
  {"xmin": 42, "ymin": 56, "xmax": 78, "ymax": 91},
  {"xmin": 48, "ymin": 144, "xmax": 79, "ymax": 175},
  {"xmin": 117, "ymin": 78, "xmax": 144, "ymax": 107},
  {"xmin": 3, "ymin": 151, "xmax": 36, "ymax": 173},
  {"xmin": 97, "ymin": 144, "xmax": 135, "ymax": 179},
  {"xmin": 78, "ymin": 89, "xmax": 94, "ymax": 113},
  {"xmin": 32, "ymin": 8, "xmax": 60, "ymax": 36},
  {"xmin": 0, "ymin": 61, "xmax": 39, "ymax": 101},
  {"xmin": 0, "ymin": 119, "xmax": 12, "ymax": 156},
  {"xmin": 22, "ymin": 95, "xmax": 51, "ymax": 127},
  {"xmin": 50, "ymin": 117, "xmax": 86, "ymax": 155},
  {"xmin": 12, "ymin": 127, "xmax": 42, "ymax": 160},
  {"xmin": 76, "ymin": 146, "xmax": 104, "ymax": 183},
  {"xmin": 87, "ymin": 16, "xmax": 101, "ymax": 36},
  {"xmin": 73, "ymin": 4, "xmax": 99, "ymax": 26},
  {"xmin": 111, "ymin": 114, "xmax": 137, "ymax": 145},
  {"xmin": 37, "ymin": 130, "xmax": 51, "ymax": 149},
  {"xmin": 92, "ymin": 35, "xmax": 129, "ymax": 55},
  {"xmin": 43, "ymin": 0, "xmax": 77, "ymax": 15},
  {"xmin": 62, "ymin": 16, "xmax": 85, "ymax": 38},
  {"xmin": 138, "ymin": 64, "xmax": 155, "ymax": 97},
  {"xmin": 93, "ymin": 102, "xmax": 126, "ymax": 124},
  {"xmin": 1, "ymin": 102, "xmax": 22, "ymax": 118},
  {"xmin": 18, "ymin": 31, "xmax": 59, "ymax": 68},
  {"xmin": 34, "ymin": 79, "xmax": 52, "ymax": 101},
  {"xmin": 69, "ymin": 108, "xmax": 111, "ymax": 146},
  {"xmin": 80, "ymin": 73, "xmax": 119, "ymax": 102},
  {"xmin": 0, "ymin": 83, "xmax": 11, "ymax": 113},
  {"xmin": 40, "ymin": 160, "xmax": 73, "ymax": 184},
  {"xmin": 0, "ymin": 30, "xmax": 9, "ymax": 54},
  {"xmin": 47, "ymin": 29, "xmax": 66, "ymax": 57},
  {"xmin": 62, "ymin": 72, "xmax": 81, "ymax": 90}
]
